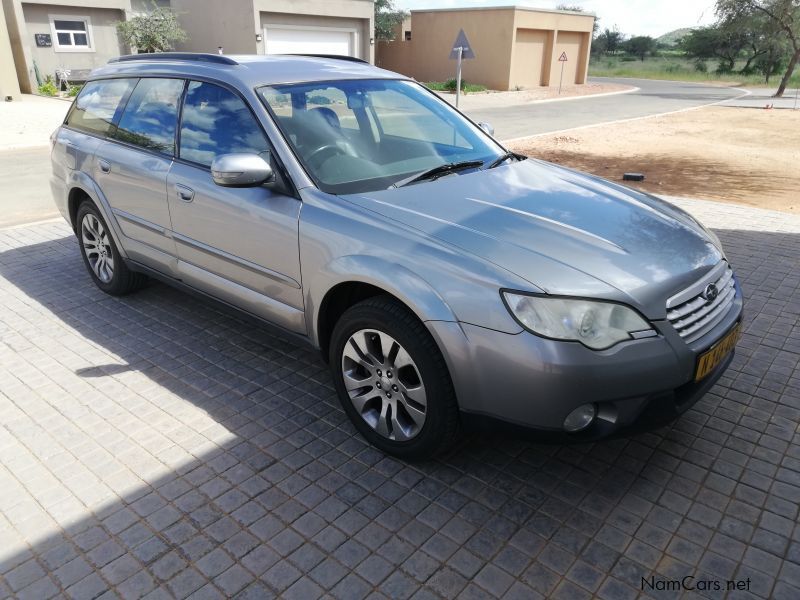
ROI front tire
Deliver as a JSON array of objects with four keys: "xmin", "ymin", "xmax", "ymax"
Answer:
[
  {"xmin": 76, "ymin": 201, "xmax": 147, "ymax": 296},
  {"xmin": 329, "ymin": 296, "xmax": 460, "ymax": 460}
]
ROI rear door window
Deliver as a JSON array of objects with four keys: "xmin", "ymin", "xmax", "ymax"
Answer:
[
  {"xmin": 65, "ymin": 78, "xmax": 136, "ymax": 137},
  {"xmin": 113, "ymin": 78, "xmax": 185, "ymax": 155},
  {"xmin": 178, "ymin": 81, "xmax": 268, "ymax": 167}
]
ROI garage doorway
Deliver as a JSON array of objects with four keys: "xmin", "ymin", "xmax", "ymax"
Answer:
[{"xmin": 264, "ymin": 25, "xmax": 358, "ymax": 57}]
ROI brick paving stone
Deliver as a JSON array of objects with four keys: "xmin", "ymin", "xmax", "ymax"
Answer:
[{"xmin": 0, "ymin": 201, "xmax": 798, "ymax": 598}]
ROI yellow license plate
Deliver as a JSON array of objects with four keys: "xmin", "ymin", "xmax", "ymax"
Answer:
[{"xmin": 695, "ymin": 323, "xmax": 741, "ymax": 382}]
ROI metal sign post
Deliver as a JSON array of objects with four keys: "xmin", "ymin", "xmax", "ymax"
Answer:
[
  {"xmin": 449, "ymin": 29, "xmax": 475, "ymax": 109},
  {"xmin": 455, "ymin": 47, "xmax": 463, "ymax": 108},
  {"xmin": 557, "ymin": 51, "xmax": 568, "ymax": 95}
]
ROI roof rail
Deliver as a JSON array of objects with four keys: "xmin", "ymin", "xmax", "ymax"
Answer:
[
  {"xmin": 109, "ymin": 53, "xmax": 238, "ymax": 65},
  {"xmin": 286, "ymin": 54, "xmax": 369, "ymax": 64}
]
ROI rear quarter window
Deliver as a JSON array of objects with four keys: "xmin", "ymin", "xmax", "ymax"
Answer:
[{"xmin": 66, "ymin": 79, "xmax": 137, "ymax": 137}]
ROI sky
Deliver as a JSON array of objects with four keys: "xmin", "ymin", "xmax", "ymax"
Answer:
[{"xmin": 394, "ymin": 0, "xmax": 718, "ymax": 38}]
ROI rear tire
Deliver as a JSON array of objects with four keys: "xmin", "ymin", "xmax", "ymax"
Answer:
[
  {"xmin": 76, "ymin": 201, "xmax": 147, "ymax": 296},
  {"xmin": 329, "ymin": 295, "xmax": 460, "ymax": 460}
]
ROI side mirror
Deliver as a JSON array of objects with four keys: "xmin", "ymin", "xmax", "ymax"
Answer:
[
  {"xmin": 478, "ymin": 122, "xmax": 495, "ymax": 136},
  {"xmin": 211, "ymin": 153, "xmax": 274, "ymax": 187}
]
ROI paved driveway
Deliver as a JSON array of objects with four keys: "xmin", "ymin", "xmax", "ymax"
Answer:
[
  {"xmin": 1, "ymin": 198, "xmax": 799, "ymax": 599},
  {"xmin": 465, "ymin": 78, "xmax": 746, "ymax": 140}
]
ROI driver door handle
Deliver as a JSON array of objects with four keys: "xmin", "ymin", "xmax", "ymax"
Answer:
[{"xmin": 175, "ymin": 184, "xmax": 195, "ymax": 203}]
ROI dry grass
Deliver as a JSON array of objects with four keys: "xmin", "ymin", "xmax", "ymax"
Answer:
[{"xmin": 508, "ymin": 106, "xmax": 800, "ymax": 214}]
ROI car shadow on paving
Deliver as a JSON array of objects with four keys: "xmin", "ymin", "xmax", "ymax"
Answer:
[{"xmin": 0, "ymin": 225, "xmax": 798, "ymax": 599}]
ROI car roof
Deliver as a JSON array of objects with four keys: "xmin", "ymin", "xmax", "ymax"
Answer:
[{"xmin": 87, "ymin": 53, "xmax": 407, "ymax": 88}]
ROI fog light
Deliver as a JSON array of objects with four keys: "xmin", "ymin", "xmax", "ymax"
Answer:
[{"xmin": 563, "ymin": 404, "xmax": 596, "ymax": 432}]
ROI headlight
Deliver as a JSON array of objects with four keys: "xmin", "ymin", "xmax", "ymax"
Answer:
[{"xmin": 502, "ymin": 292, "xmax": 654, "ymax": 350}]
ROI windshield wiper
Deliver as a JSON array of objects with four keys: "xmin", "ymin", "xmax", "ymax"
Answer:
[
  {"xmin": 486, "ymin": 151, "xmax": 526, "ymax": 170},
  {"xmin": 389, "ymin": 160, "xmax": 485, "ymax": 189}
]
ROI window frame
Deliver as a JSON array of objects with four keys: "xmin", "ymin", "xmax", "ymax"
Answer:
[{"xmin": 50, "ymin": 15, "xmax": 94, "ymax": 53}]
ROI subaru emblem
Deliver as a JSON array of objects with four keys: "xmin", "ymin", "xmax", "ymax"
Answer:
[{"xmin": 702, "ymin": 283, "xmax": 719, "ymax": 302}]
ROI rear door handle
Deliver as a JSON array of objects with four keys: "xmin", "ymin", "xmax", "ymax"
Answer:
[
  {"xmin": 175, "ymin": 184, "xmax": 195, "ymax": 202},
  {"xmin": 98, "ymin": 159, "xmax": 111, "ymax": 174}
]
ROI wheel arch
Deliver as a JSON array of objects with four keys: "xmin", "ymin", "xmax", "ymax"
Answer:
[
  {"xmin": 65, "ymin": 175, "xmax": 128, "ymax": 260},
  {"xmin": 311, "ymin": 257, "xmax": 459, "ymax": 360}
]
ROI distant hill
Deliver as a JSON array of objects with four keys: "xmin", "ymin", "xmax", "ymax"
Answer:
[{"xmin": 657, "ymin": 28, "xmax": 694, "ymax": 47}]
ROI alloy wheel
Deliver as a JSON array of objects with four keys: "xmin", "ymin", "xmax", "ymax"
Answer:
[
  {"xmin": 81, "ymin": 213, "xmax": 114, "ymax": 283},
  {"xmin": 341, "ymin": 329, "xmax": 427, "ymax": 441}
]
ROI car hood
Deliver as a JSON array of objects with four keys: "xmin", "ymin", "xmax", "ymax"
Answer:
[{"xmin": 341, "ymin": 159, "xmax": 723, "ymax": 318}]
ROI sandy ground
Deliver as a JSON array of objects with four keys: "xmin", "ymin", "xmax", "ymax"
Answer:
[
  {"xmin": 439, "ymin": 82, "xmax": 634, "ymax": 109},
  {"xmin": 0, "ymin": 95, "xmax": 71, "ymax": 149},
  {"xmin": 508, "ymin": 105, "xmax": 800, "ymax": 214}
]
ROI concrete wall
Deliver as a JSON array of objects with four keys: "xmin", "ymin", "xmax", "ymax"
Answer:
[
  {"xmin": 172, "ymin": 0, "xmax": 374, "ymax": 62},
  {"xmin": 4, "ymin": 0, "xmax": 131, "ymax": 92},
  {"xmin": 377, "ymin": 7, "xmax": 594, "ymax": 90},
  {"xmin": 511, "ymin": 8, "xmax": 593, "ymax": 87},
  {"xmin": 390, "ymin": 8, "xmax": 516, "ymax": 91},
  {"xmin": 171, "ymin": 0, "xmax": 257, "ymax": 54},
  {"xmin": 21, "ymin": 3, "xmax": 126, "ymax": 80},
  {"xmin": 1, "ymin": 0, "xmax": 23, "ymax": 97},
  {"xmin": 511, "ymin": 28, "xmax": 549, "ymax": 88}
]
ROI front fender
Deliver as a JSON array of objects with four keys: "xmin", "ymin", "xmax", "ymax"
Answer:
[{"xmin": 306, "ymin": 254, "xmax": 459, "ymax": 347}]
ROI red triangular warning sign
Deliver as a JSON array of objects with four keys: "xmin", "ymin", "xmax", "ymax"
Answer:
[{"xmin": 558, "ymin": 51, "xmax": 568, "ymax": 61}]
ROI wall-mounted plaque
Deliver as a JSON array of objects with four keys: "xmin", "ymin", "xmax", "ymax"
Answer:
[{"xmin": 35, "ymin": 33, "xmax": 52, "ymax": 47}]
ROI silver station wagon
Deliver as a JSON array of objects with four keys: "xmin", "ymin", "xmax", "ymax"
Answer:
[{"xmin": 51, "ymin": 53, "xmax": 743, "ymax": 459}]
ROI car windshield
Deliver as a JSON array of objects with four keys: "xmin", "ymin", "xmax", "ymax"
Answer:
[{"xmin": 257, "ymin": 79, "xmax": 505, "ymax": 194}]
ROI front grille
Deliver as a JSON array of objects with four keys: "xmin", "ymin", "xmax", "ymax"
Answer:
[{"xmin": 666, "ymin": 264, "xmax": 736, "ymax": 343}]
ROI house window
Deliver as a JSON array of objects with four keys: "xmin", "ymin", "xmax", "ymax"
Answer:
[
  {"xmin": 50, "ymin": 17, "xmax": 93, "ymax": 52},
  {"xmin": 404, "ymin": 31, "xmax": 411, "ymax": 41}
]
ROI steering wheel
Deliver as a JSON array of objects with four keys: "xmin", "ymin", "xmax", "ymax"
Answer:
[{"xmin": 306, "ymin": 143, "xmax": 350, "ymax": 168}]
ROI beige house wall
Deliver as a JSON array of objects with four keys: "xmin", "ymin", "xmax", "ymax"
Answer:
[
  {"xmin": 172, "ymin": 0, "xmax": 256, "ymax": 54},
  {"xmin": 21, "ymin": 3, "xmax": 126, "ymax": 81},
  {"xmin": 1, "ymin": 0, "xmax": 23, "ymax": 96},
  {"xmin": 377, "ymin": 6, "xmax": 594, "ymax": 90},
  {"xmin": 3, "ymin": 0, "xmax": 132, "ymax": 92},
  {"xmin": 172, "ymin": 0, "xmax": 374, "ymax": 61}
]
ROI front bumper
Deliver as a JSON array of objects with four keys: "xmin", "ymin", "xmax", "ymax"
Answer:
[{"xmin": 428, "ymin": 283, "xmax": 743, "ymax": 439}]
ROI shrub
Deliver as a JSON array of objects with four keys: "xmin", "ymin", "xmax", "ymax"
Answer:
[
  {"xmin": 307, "ymin": 94, "xmax": 332, "ymax": 105},
  {"xmin": 693, "ymin": 60, "xmax": 708, "ymax": 73},
  {"xmin": 67, "ymin": 84, "xmax": 82, "ymax": 97},
  {"xmin": 425, "ymin": 80, "xmax": 487, "ymax": 93},
  {"xmin": 620, "ymin": 56, "xmax": 637, "ymax": 62},
  {"xmin": 38, "ymin": 76, "xmax": 58, "ymax": 96},
  {"xmin": 664, "ymin": 63, "xmax": 683, "ymax": 73}
]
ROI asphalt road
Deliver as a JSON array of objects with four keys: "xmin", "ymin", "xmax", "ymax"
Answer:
[
  {"xmin": 464, "ymin": 77, "xmax": 747, "ymax": 140},
  {"xmin": 0, "ymin": 146, "xmax": 59, "ymax": 228},
  {"xmin": 0, "ymin": 78, "xmax": 745, "ymax": 228}
]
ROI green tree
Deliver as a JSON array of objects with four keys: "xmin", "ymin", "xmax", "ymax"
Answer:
[
  {"xmin": 375, "ymin": 0, "xmax": 408, "ymax": 42},
  {"xmin": 680, "ymin": 26, "xmax": 746, "ymax": 72},
  {"xmin": 116, "ymin": 2, "xmax": 187, "ymax": 54},
  {"xmin": 625, "ymin": 36, "xmax": 657, "ymax": 61},
  {"xmin": 716, "ymin": 0, "xmax": 800, "ymax": 96},
  {"xmin": 595, "ymin": 27, "xmax": 623, "ymax": 55}
]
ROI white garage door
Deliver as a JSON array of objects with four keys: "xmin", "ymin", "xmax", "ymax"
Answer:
[{"xmin": 265, "ymin": 26, "xmax": 355, "ymax": 57}]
